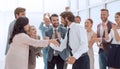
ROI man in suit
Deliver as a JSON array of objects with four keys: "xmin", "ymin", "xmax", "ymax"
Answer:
[
  {"xmin": 45, "ymin": 14, "xmax": 67, "ymax": 69},
  {"xmin": 97, "ymin": 9, "xmax": 113, "ymax": 69},
  {"xmin": 5, "ymin": 7, "xmax": 26, "ymax": 55}
]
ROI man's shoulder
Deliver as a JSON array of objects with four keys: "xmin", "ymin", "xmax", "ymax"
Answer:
[
  {"xmin": 10, "ymin": 20, "xmax": 16, "ymax": 25},
  {"xmin": 59, "ymin": 26, "xmax": 67, "ymax": 31},
  {"xmin": 45, "ymin": 28, "xmax": 53, "ymax": 33}
]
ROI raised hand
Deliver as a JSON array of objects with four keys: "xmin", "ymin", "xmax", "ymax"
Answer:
[
  {"xmin": 49, "ymin": 39, "xmax": 60, "ymax": 46},
  {"xmin": 57, "ymin": 32, "xmax": 61, "ymax": 40},
  {"xmin": 112, "ymin": 24, "xmax": 117, "ymax": 30},
  {"xmin": 51, "ymin": 33, "xmax": 55, "ymax": 39}
]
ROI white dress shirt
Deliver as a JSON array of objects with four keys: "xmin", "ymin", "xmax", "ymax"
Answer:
[
  {"xmin": 50, "ymin": 22, "xmax": 88, "ymax": 59},
  {"xmin": 106, "ymin": 29, "xmax": 120, "ymax": 44}
]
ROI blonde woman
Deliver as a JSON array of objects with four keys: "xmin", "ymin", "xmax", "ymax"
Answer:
[{"xmin": 27, "ymin": 25, "xmax": 42, "ymax": 69}]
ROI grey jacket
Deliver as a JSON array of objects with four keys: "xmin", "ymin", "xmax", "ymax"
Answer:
[{"xmin": 5, "ymin": 20, "xmax": 16, "ymax": 55}]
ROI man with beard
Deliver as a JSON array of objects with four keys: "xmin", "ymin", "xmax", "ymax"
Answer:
[
  {"xmin": 45, "ymin": 14, "xmax": 67, "ymax": 69},
  {"xmin": 97, "ymin": 9, "xmax": 113, "ymax": 69},
  {"xmin": 50, "ymin": 11, "xmax": 90, "ymax": 69}
]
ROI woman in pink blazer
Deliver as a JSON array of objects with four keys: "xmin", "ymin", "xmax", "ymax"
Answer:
[{"xmin": 5, "ymin": 17, "xmax": 58, "ymax": 69}]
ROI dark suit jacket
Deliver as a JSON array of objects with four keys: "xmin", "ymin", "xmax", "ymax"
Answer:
[
  {"xmin": 45, "ymin": 26, "xmax": 67, "ymax": 61},
  {"xmin": 97, "ymin": 21, "xmax": 113, "ymax": 53}
]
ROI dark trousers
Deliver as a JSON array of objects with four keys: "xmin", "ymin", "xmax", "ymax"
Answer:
[
  {"xmin": 63, "ymin": 62, "xmax": 67, "ymax": 69},
  {"xmin": 99, "ymin": 48, "xmax": 108, "ymax": 69},
  {"xmin": 72, "ymin": 53, "xmax": 90, "ymax": 69},
  {"xmin": 47, "ymin": 55, "xmax": 65, "ymax": 69}
]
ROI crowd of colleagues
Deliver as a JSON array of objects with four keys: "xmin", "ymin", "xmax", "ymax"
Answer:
[{"xmin": 4, "ymin": 7, "xmax": 120, "ymax": 69}]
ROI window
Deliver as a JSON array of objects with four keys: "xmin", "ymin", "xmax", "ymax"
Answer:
[
  {"xmin": 79, "ymin": 10, "xmax": 88, "ymax": 26},
  {"xmin": 89, "ymin": 0, "xmax": 103, "ymax": 6},
  {"xmin": 44, "ymin": 0, "xmax": 68, "ymax": 14},
  {"xmin": 90, "ymin": 5, "xmax": 103, "ymax": 32},
  {"xmin": 18, "ymin": 0, "xmax": 43, "ymax": 12},
  {"xmin": 79, "ymin": 0, "xmax": 87, "ymax": 10},
  {"xmin": 0, "ymin": 0, "xmax": 18, "ymax": 11},
  {"xmin": 106, "ymin": 0, "xmax": 120, "ymax": 23},
  {"xmin": 69, "ymin": 0, "xmax": 78, "ymax": 13}
]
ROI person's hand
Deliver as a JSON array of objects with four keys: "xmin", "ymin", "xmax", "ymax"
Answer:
[
  {"xmin": 66, "ymin": 56, "xmax": 76, "ymax": 64},
  {"xmin": 44, "ymin": 37, "xmax": 49, "ymax": 40},
  {"xmin": 97, "ymin": 41, "xmax": 103, "ymax": 48},
  {"xmin": 112, "ymin": 24, "xmax": 117, "ymax": 30},
  {"xmin": 49, "ymin": 39, "xmax": 60, "ymax": 46},
  {"xmin": 57, "ymin": 32, "xmax": 61, "ymax": 40},
  {"xmin": 51, "ymin": 34, "xmax": 55, "ymax": 39}
]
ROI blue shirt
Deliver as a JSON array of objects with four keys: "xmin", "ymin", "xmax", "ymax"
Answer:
[{"xmin": 39, "ymin": 22, "xmax": 52, "ymax": 38}]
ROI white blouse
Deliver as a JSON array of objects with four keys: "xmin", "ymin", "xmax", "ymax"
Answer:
[{"xmin": 107, "ymin": 29, "xmax": 120, "ymax": 44}]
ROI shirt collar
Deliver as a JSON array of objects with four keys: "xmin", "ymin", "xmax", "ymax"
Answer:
[
  {"xmin": 102, "ymin": 20, "xmax": 109, "ymax": 25},
  {"xmin": 68, "ymin": 22, "xmax": 75, "ymax": 29},
  {"xmin": 53, "ymin": 27, "xmax": 59, "ymax": 31}
]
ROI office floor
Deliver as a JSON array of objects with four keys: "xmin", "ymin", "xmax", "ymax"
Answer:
[
  {"xmin": 0, "ymin": 46, "xmax": 100, "ymax": 69},
  {"xmin": 35, "ymin": 53, "xmax": 99, "ymax": 69}
]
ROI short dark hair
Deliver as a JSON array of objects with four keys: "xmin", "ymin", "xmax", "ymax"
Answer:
[
  {"xmin": 14, "ymin": 7, "xmax": 26, "ymax": 18},
  {"xmin": 75, "ymin": 16, "xmax": 81, "ymax": 20},
  {"xmin": 50, "ymin": 14, "xmax": 58, "ymax": 21},
  {"xmin": 9, "ymin": 17, "xmax": 29, "ymax": 44},
  {"xmin": 101, "ymin": 9, "xmax": 109, "ymax": 13},
  {"xmin": 60, "ymin": 11, "xmax": 75, "ymax": 22}
]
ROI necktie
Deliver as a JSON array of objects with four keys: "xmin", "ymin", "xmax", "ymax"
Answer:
[
  {"xmin": 66, "ymin": 28, "xmax": 73, "ymax": 56},
  {"xmin": 54, "ymin": 29, "xmax": 59, "ymax": 56},
  {"xmin": 54, "ymin": 29, "xmax": 58, "ymax": 38}
]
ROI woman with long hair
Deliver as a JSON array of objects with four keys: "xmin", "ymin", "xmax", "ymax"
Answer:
[
  {"xmin": 84, "ymin": 18, "xmax": 97, "ymax": 69},
  {"xmin": 5, "ymin": 17, "xmax": 59, "ymax": 69}
]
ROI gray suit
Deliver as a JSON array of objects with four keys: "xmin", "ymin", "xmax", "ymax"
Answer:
[
  {"xmin": 5, "ymin": 20, "xmax": 16, "ymax": 55},
  {"xmin": 45, "ymin": 26, "xmax": 68, "ymax": 69}
]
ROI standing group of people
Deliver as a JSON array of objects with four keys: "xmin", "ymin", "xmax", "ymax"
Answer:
[{"xmin": 4, "ymin": 6, "xmax": 120, "ymax": 69}]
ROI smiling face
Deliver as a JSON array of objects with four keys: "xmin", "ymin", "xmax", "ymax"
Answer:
[
  {"xmin": 29, "ymin": 26, "xmax": 37, "ymax": 36},
  {"xmin": 84, "ymin": 19, "xmax": 93, "ymax": 30},
  {"xmin": 75, "ymin": 16, "xmax": 81, "ymax": 23},
  {"xmin": 115, "ymin": 14, "xmax": 120, "ymax": 25},
  {"xmin": 50, "ymin": 14, "xmax": 59, "ymax": 28},
  {"xmin": 24, "ymin": 23, "xmax": 30, "ymax": 32},
  {"xmin": 44, "ymin": 18, "xmax": 51, "ymax": 26},
  {"xmin": 101, "ymin": 10, "xmax": 109, "ymax": 22}
]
